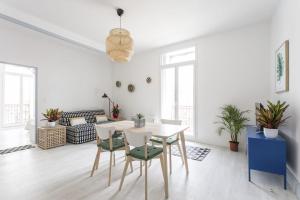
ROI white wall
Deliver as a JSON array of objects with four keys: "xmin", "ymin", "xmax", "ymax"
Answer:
[
  {"xmin": 112, "ymin": 23, "xmax": 270, "ymax": 149},
  {"xmin": 270, "ymin": 0, "xmax": 300, "ymax": 182},
  {"xmin": 0, "ymin": 18, "xmax": 113, "ymax": 124}
]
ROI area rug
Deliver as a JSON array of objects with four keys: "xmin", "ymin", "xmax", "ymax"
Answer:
[
  {"xmin": 0, "ymin": 145, "xmax": 35, "ymax": 155},
  {"xmin": 171, "ymin": 145, "xmax": 210, "ymax": 161}
]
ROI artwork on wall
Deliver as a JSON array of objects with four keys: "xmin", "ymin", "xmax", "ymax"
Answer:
[
  {"xmin": 275, "ymin": 40, "xmax": 289, "ymax": 93},
  {"xmin": 128, "ymin": 84, "xmax": 135, "ymax": 92}
]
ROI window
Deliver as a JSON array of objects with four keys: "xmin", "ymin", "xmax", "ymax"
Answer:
[{"xmin": 161, "ymin": 47, "xmax": 196, "ymax": 136}]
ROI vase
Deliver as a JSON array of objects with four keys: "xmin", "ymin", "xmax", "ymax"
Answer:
[
  {"xmin": 263, "ymin": 128, "xmax": 278, "ymax": 138},
  {"xmin": 113, "ymin": 113, "xmax": 119, "ymax": 119},
  {"xmin": 48, "ymin": 121, "xmax": 56, "ymax": 127}
]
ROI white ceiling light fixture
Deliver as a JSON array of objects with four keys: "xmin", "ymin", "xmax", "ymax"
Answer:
[{"xmin": 106, "ymin": 8, "xmax": 134, "ymax": 63}]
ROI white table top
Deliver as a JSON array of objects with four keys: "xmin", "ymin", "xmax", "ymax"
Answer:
[{"xmin": 96, "ymin": 120, "xmax": 189, "ymax": 139}]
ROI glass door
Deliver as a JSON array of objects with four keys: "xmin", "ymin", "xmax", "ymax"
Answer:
[{"xmin": 161, "ymin": 64, "xmax": 195, "ymax": 136}]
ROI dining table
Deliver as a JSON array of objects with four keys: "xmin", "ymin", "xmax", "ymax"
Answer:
[{"xmin": 96, "ymin": 120, "xmax": 189, "ymax": 198}]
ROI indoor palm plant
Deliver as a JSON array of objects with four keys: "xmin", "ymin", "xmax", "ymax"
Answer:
[
  {"xmin": 216, "ymin": 105, "xmax": 249, "ymax": 152},
  {"xmin": 256, "ymin": 101, "xmax": 289, "ymax": 138},
  {"xmin": 42, "ymin": 108, "xmax": 63, "ymax": 127}
]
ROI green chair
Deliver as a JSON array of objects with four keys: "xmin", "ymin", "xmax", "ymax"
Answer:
[
  {"xmin": 150, "ymin": 119, "xmax": 184, "ymax": 174},
  {"xmin": 90, "ymin": 126, "xmax": 132, "ymax": 186},
  {"xmin": 119, "ymin": 130, "xmax": 167, "ymax": 200}
]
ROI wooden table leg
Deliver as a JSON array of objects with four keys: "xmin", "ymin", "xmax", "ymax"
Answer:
[
  {"xmin": 162, "ymin": 138, "xmax": 169, "ymax": 198},
  {"xmin": 179, "ymin": 131, "xmax": 189, "ymax": 174}
]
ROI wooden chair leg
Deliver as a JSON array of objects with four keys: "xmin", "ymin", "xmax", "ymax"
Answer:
[
  {"xmin": 159, "ymin": 155, "xmax": 167, "ymax": 196},
  {"xmin": 177, "ymin": 142, "xmax": 185, "ymax": 165},
  {"xmin": 113, "ymin": 152, "xmax": 116, "ymax": 166},
  {"xmin": 90, "ymin": 148, "xmax": 100, "ymax": 177},
  {"xmin": 169, "ymin": 145, "xmax": 172, "ymax": 174},
  {"xmin": 96, "ymin": 148, "xmax": 102, "ymax": 170},
  {"xmin": 145, "ymin": 160, "xmax": 148, "ymax": 200},
  {"xmin": 140, "ymin": 161, "xmax": 143, "ymax": 176},
  {"xmin": 108, "ymin": 151, "xmax": 113, "ymax": 186},
  {"xmin": 130, "ymin": 160, "xmax": 133, "ymax": 172},
  {"xmin": 119, "ymin": 157, "xmax": 130, "ymax": 191}
]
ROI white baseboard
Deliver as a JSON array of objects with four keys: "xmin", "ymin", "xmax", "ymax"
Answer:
[{"xmin": 287, "ymin": 167, "xmax": 300, "ymax": 199}]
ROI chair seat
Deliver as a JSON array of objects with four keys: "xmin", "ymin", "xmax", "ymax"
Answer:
[
  {"xmin": 150, "ymin": 136, "xmax": 178, "ymax": 145},
  {"xmin": 98, "ymin": 138, "xmax": 125, "ymax": 151},
  {"xmin": 112, "ymin": 131, "xmax": 123, "ymax": 138},
  {"xmin": 129, "ymin": 145, "xmax": 163, "ymax": 160}
]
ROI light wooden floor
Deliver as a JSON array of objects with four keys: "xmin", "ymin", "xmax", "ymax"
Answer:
[{"xmin": 0, "ymin": 141, "xmax": 297, "ymax": 200}]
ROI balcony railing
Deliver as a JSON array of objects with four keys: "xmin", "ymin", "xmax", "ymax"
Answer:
[{"xmin": 3, "ymin": 104, "xmax": 30, "ymax": 126}]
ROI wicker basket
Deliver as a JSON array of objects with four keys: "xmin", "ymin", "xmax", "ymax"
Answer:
[{"xmin": 38, "ymin": 125, "xmax": 66, "ymax": 149}]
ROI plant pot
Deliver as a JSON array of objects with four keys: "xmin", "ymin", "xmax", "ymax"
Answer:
[
  {"xmin": 263, "ymin": 128, "xmax": 278, "ymax": 138},
  {"xmin": 48, "ymin": 121, "xmax": 56, "ymax": 127},
  {"xmin": 112, "ymin": 113, "xmax": 119, "ymax": 119},
  {"xmin": 133, "ymin": 118, "xmax": 145, "ymax": 128},
  {"xmin": 229, "ymin": 141, "xmax": 239, "ymax": 152}
]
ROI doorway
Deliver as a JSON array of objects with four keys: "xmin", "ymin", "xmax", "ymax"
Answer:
[{"xmin": 0, "ymin": 62, "xmax": 37, "ymax": 150}]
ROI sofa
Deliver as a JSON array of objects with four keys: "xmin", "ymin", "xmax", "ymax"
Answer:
[{"xmin": 59, "ymin": 110, "xmax": 111, "ymax": 144}]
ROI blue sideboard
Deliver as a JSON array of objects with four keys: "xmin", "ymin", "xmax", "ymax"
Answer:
[{"xmin": 247, "ymin": 126, "xmax": 287, "ymax": 189}]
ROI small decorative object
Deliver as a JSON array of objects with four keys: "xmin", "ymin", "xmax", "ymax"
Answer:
[
  {"xmin": 133, "ymin": 113, "xmax": 145, "ymax": 128},
  {"xmin": 128, "ymin": 84, "xmax": 135, "ymax": 92},
  {"xmin": 116, "ymin": 81, "xmax": 121, "ymax": 88},
  {"xmin": 256, "ymin": 101, "xmax": 290, "ymax": 138},
  {"xmin": 216, "ymin": 105, "xmax": 249, "ymax": 152},
  {"xmin": 112, "ymin": 104, "xmax": 120, "ymax": 119},
  {"xmin": 275, "ymin": 40, "xmax": 289, "ymax": 93},
  {"xmin": 106, "ymin": 8, "xmax": 134, "ymax": 62},
  {"xmin": 146, "ymin": 77, "xmax": 152, "ymax": 84},
  {"xmin": 42, "ymin": 108, "xmax": 63, "ymax": 127}
]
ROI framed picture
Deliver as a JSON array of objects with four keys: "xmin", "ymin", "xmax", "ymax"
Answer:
[{"xmin": 275, "ymin": 40, "xmax": 289, "ymax": 93}]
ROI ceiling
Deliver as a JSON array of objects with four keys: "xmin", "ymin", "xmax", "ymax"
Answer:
[{"xmin": 0, "ymin": 0, "xmax": 279, "ymax": 52}]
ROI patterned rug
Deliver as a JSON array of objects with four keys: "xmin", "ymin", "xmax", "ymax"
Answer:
[
  {"xmin": 0, "ymin": 145, "xmax": 35, "ymax": 155},
  {"xmin": 171, "ymin": 145, "xmax": 210, "ymax": 161}
]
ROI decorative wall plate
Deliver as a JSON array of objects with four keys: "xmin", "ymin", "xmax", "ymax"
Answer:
[
  {"xmin": 116, "ymin": 81, "xmax": 121, "ymax": 87},
  {"xmin": 128, "ymin": 84, "xmax": 135, "ymax": 92},
  {"xmin": 146, "ymin": 77, "xmax": 152, "ymax": 84}
]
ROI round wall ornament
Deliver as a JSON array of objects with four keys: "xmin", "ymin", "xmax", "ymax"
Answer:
[
  {"xmin": 128, "ymin": 84, "xmax": 135, "ymax": 92},
  {"xmin": 116, "ymin": 81, "xmax": 121, "ymax": 87},
  {"xmin": 146, "ymin": 77, "xmax": 152, "ymax": 84}
]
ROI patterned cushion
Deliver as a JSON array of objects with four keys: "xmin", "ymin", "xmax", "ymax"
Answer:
[
  {"xmin": 59, "ymin": 110, "xmax": 105, "ymax": 126},
  {"xmin": 150, "ymin": 136, "xmax": 178, "ymax": 145},
  {"xmin": 66, "ymin": 123, "xmax": 96, "ymax": 144},
  {"xmin": 129, "ymin": 145, "xmax": 163, "ymax": 160},
  {"xmin": 98, "ymin": 138, "xmax": 125, "ymax": 151}
]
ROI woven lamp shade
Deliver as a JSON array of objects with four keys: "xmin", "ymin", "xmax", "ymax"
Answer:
[{"xmin": 106, "ymin": 28, "xmax": 134, "ymax": 62}]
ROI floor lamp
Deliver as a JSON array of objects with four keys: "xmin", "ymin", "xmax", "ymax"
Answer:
[{"xmin": 102, "ymin": 93, "xmax": 114, "ymax": 117}]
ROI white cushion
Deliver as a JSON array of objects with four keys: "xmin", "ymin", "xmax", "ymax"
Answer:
[
  {"xmin": 95, "ymin": 115, "xmax": 108, "ymax": 123},
  {"xmin": 70, "ymin": 117, "xmax": 87, "ymax": 126}
]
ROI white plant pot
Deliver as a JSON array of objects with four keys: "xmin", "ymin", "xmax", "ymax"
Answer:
[
  {"xmin": 48, "ymin": 121, "xmax": 56, "ymax": 127},
  {"xmin": 263, "ymin": 128, "xmax": 278, "ymax": 138}
]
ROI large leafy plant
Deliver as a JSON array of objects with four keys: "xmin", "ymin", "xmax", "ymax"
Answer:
[
  {"xmin": 256, "ymin": 101, "xmax": 289, "ymax": 129},
  {"xmin": 216, "ymin": 105, "xmax": 249, "ymax": 143},
  {"xmin": 42, "ymin": 108, "xmax": 63, "ymax": 122}
]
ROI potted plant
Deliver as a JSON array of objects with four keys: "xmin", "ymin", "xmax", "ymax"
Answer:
[
  {"xmin": 133, "ymin": 113, "xmax": 145, "ymax": 128},
  {"xmin": 112, "ymin": 104, "xmax": 120, "ymax": 119},
  {"xmin": 42, "ymin": 108, "xmax": 63, "ymax": 127},
  {"xmin": 216, "ymin": 105, "xmax": 249, "ymax": 152},
  {"xmin": 256, "ymin": 101, "xmax": 289, "ymax": 138}
]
